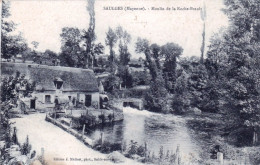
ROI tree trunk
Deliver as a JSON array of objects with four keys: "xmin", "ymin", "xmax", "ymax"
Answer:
[{"xmin": 253, "ymin": 130, "xmax": 258, "ymax": 145}]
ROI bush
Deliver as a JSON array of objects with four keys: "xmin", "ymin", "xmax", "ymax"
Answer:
[
  {"xmin": 93, "ymin": 139, "xmax": 121, "ymax": 154},
  {"xmin": 20, "ymin": 135, "xmax": 31, "ymax": 155},
  {"xmin": 98, "ymin": 114, "xmax": 106, "ymax": 124}
]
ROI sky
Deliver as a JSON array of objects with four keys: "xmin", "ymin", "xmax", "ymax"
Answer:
[{"xmin": 8, "ymin": 0, "xmax": 229, "ymax": 58}]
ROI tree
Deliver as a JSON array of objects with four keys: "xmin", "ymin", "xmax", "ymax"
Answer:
[
  {"xmin": 116, "ymin": 26, "xmax": 131, "ymax": 66},
  {"xmin": 161, "ymin": 43, "xmax": 183, "ymax": 93},
  {"xmin": 136, "ymin": 38, "xmax": 168, "ymax": 112},
  {"xmin": 136, "ymin": 38, "xmax": 158, "ymax": 80},
  {"xmin": 40, "ymin": 49, "xmax": 58, "ymax": 65},
  {"xmin": 81, "ymin": 0, "xmax": 105, "ymax": 68},
  {"xmin": 207, "ymin": 0, "xmax": 260, "ymax": 145},
  {"xmin": 59, "ymin": 27, "xmax": 83, "ymax": 67},
  {"xmin": 115, "ymin": 26, "xmax": 132, "ymax": 88},
  {"xmin": 31, "ymin": 41, "xmax": 39, "ymax": 50},
  {"xmin": 105, "ymin": 27, "xmax": 118, "ymax": 72},
  {"xmin": 1, "ymin": 72, "xmax": 35, "ymax": 153},
  {"xmin": 1, "ymin": 0, "xmax": 28, "ymax": 59},
  {"xmin": 103, "ymin": 74, "xmax": 120, "ymax": 92},
  {"xmin": 150, "ymin": 43, "xmax": 161, "ymax": 69},
  {"xmin": 1, "ymin": 71, "xmax": 35, "ymax": 102}
]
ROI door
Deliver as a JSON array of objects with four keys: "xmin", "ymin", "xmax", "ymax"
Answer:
[
  {"xmin": 30, "ymin": 99, "xmax": 36, "ymax": 109},
  {"xmin": 85, "ymin": 94, "xmax": 92, "ymax": 107}
]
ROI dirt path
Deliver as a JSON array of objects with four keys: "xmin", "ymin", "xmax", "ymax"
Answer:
[{"xmin": 11, "ymin": 113, "xmax": 141, "ymax": 165}]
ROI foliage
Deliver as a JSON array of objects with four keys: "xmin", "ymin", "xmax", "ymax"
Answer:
[
  {"xmin": 93, "ymin": 139, "xmax": 121, "ymax": 154},
  {"xmin": 144, "ymin": 75, "xmax": 168, "ymax": 113},
  {"xmin": 172, "ymin": 69, "xmax": 191, "ymax": 114},
  {"xmin": 135, "ymin": 38, "xmax": 158, "ymax": 80},
  {"xmin": 71, "ymin": 115, "xmax": 97, "ymax": 129},
  {"xmin": 103, "ymin": 74, "xmax": 120, "ymax": 92},
  {"xmin": 1, "ymin": 0, "xmax": 28, "ymax": 59},
  {"xmin": 105, "ymin": 28, "xmax": 118, "ymax": 72},
  {"xmin": 135, "ymin": 38, "xmax": 170, "ymax": 112},
  {"xmin": 34, "ymin": 49, "xmax": 59, "ymax": 65},
  {"xmin": 206, "ymin": 0, "xmax": 260, "ymax": 145},
  {"xmin": 131, "ymin": 70, "xmax": 151, "ymax": 86},
  {"xmin": 161, "ymin": 42, "xmax": 183, "ymax": 93},
  {"xmin": 116, "ymin": 26, "xmax": 131, "ymax": 66},
  {"xmin": 126, "ymin": 140, "xmax": 138, "ymax": 157},
  {"xmin": 59, "ymin": 27, "xmax": 83, "ymax": 67},
  {"xmin": 0, "ymin": 72, "xmax": 35, "ymax": 140},
  {"xmin": 20, "ymin": 135, "xmax": 32, "ymax": 155},
  {"xmin": 117, "ymin": 65, "xmax": 133, "ymax": 88},
  {"xmin": 1, "ymin": 71, "xmax": 35, "ymax": 102},
  {"xmin": 98, "ymin": 114, "xmax": 106, "ymax": 124},
  {"xmin": 31, "ymin": 41, "xmax": 39, "ymax": 50},
  {"xmin": 82, "ymin": 0, "xmax": 96, "ymax": 68}
]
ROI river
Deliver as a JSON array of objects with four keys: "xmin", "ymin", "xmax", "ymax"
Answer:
[{"xmin": 86, "ymin": 107, "xmax": 201, "ymax": 160}]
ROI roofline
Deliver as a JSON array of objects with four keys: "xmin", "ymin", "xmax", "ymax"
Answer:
[
  {"xmin": 34, "ymin": 90, "xmax": 99, "ymax": 92},
  {"xmin": 1, "ymin": 61, "xmax": 94, "ymax": 73}
]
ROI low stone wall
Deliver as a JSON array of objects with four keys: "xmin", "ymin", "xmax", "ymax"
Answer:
[{"xmin": 45, "ymin": 114, "xmax": 93, "ymax": 147}]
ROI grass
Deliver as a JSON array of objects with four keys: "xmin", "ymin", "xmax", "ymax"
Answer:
[{"xmin": 185, "ymin": 112, "xmax": 260, "ymax": 164}]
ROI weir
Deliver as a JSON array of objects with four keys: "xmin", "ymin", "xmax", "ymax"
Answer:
[{"xmin": 121, "ymin": 98, "xmax": 143, "ymax": 110}]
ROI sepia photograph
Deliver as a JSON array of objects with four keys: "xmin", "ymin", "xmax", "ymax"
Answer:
[{"xmin": 0, "ymin": 0, "xmax": 259, "ymax": 164}]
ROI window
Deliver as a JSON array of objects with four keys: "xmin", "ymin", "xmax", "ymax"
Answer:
[
  {"xmin": 45, "ymin": 95, "xmax": 51, "ymax": 103},
  {"xmin": 68, "ymin": 96, "xmax": 71, "ymax": 101},
  {"xmin": 53, "ymin": 78, "xmax": 63, "ymax": 89}
]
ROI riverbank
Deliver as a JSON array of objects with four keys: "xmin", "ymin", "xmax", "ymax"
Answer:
[
  {"xmin": 11, "ymin": 113, "xmax": 142, "ymax": 165},
  {"xmin": 185, "ymin": 112, "xmax": 260, "ymax": 164}
]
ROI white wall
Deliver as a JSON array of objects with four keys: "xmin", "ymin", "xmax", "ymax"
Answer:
[{"xmin": 24, "ymin": 90, "xmax": 100, "ymax": 110}]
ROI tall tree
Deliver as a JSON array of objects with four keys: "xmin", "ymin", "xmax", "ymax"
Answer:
[
  {"xmin": 1, "ymin": 0, "xmax": 27, "ymax": 59},
  {"xmin": 136, "ymin": 38, "xmax": 158, "ymax": 80},
  {"xmin": 60, "ymin": 27, "xmax": 83, "ymax": 67},
  {"xmin": 207, "ymin": 0, "xmax": 260, "ymax": 145},
  {"xmin": 116, "ymin": 26, "xmax": 131, "ymax": 65},
  {"xmin": 150, "ymin": 43, "xmax": 161, "ymax": 69},
  {"xmin": 136, "ymin": 38, "xmax": 168, "ymax": 112},
  {"xmin": 115, "ymin": 26, "xmax": 132, "ymax": 88},
  {"xmin": 81, "ymin": 0, "xmax": 100, "ymax": 68},
  {"xmin": 105, "ymin": 27, "xmax": 118, "ymax": 72},
  {"xmin": 161, "ymin": 43, "xmax": 183, "ymax": 93}
]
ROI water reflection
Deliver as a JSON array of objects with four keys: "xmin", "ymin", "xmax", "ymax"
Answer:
[{"xmin": 87, "ymin": 107, "xmax": 200, "ymax": 157}]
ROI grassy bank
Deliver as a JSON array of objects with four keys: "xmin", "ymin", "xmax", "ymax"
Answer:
[{"xmin": 185, "ymin": 112, "xmax": 260, "ymax": 164}]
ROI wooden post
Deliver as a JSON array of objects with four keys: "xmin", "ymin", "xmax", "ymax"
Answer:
[
  {"xmin": 69, "ymin": 121, "xmax": 72, "ymax": 128},
  {"xmin": 82, "ymin": 124, "xmax": 85, "ymax": 138},
  {"xmin": 100, "ymin": 132, "xmax": 103, "ymax": 145},
  {"xmin": 175, "ymin": 144, "xmax": 181, "ymax": 165},
  {"xmin": 253, "ymin": 130, "xmax": 258, "ymax": 145},
  {"xmin": 217, "ymin": 152, "xmax": 224, "ymax": 165},
  {"xmin": 41, "ymin": 147, "xmax": 44, "ymax": 161},
  {"xmin": 144, "ymin": 142, "xmax": 147, "ymax": 163}
]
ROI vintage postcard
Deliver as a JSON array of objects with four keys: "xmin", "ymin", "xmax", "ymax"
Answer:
[{"xmin": 1, "ymin": 0, "xmax": 259, "ymax": 164}]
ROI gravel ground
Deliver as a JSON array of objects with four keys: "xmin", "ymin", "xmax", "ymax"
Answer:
[{"xmin": 11, "ymin": 113, "xmax": 142, "ymax": 165}]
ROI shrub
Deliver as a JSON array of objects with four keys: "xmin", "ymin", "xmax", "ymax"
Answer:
[
  {"xmin": 98, "ymin": 114, "xmax": 106, "ymax": 124},
  {"xmin": 20, "ymin": 135, "xmax": 31, "ymax": 155}
]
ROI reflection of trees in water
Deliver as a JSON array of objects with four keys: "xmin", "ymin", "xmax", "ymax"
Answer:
[{"xmin": 89, "ymin": 110, "xmax": 199, "ymax": 156}]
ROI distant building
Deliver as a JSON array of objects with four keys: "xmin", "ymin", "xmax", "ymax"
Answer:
[{"xmin": 1, "ymin": 62, "xmax": 100, "ymax": 110}]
